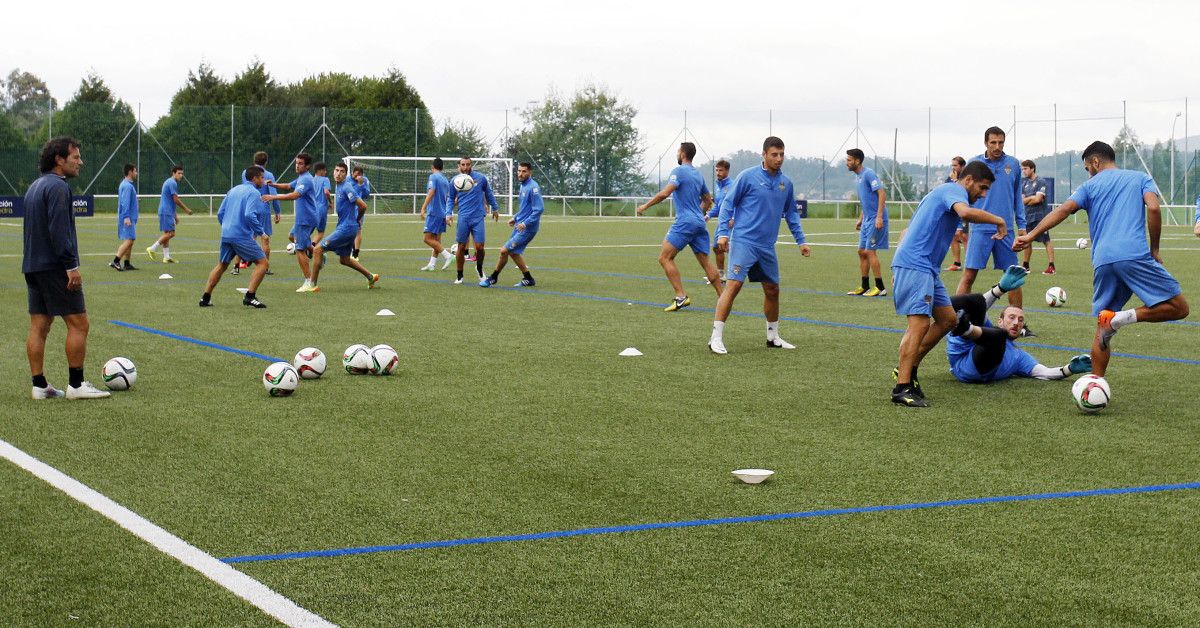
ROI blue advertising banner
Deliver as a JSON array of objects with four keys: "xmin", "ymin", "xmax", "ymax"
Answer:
[{"xmin": 0, "ymin": 195, "xmax": 93, "ymax": 217}]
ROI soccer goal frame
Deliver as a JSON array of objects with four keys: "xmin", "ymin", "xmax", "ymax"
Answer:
[{"xmin": 343, "ymin": 156, "xmax": 516, "ymax": 216}]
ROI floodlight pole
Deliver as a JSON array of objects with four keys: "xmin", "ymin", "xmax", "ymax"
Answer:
[
  {"xmin": 1171, "ymin": 112, "xmax": 1182, "ymax": 205},
  {"xmin": 229, "ymin": 105, "xmax": 235, "ymax": 189},
  {"xmin": 136, "ymin": 103, "xmax": 142, "ymax": 194},
  {"xmin": 1053, "ymin": 104, "xmax": 1058, "ymax": 202},
  {"xmin": 925, "ymin": 107, "xmax": 931, "ymax": 195}
]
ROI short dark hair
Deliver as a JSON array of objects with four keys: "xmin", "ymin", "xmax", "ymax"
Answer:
[
  {"xmin": 518, "ymin": 162, "xmax": 533, "ymax": 170},
  {"xmin": 123, "ymin": 163, "xmax": 137, "ymax": 176},
  {"xmin": 333, "ymin": 163, "xmax": 347, "ymax": 173},
  {"xmin": 961, "ymin": 161, "xmax": 995, "ymax": 183},
  {"xmin": 296, "ymin": 153, "xmax": 312, "ymax": 167},
  {"xmin": 460, "ymin": 156, "xmax": 472, "ymax": 163},
  {"xmin": 951, "ymin": 156, "xmax": 966, "ymax": 167},
  {"xmin": 352, "ymin": 165, "xmax": 364, "ymax": 175},
  {"xmin": 846, "ymin": 148, "xmax": 865, "ymax": 162},
  {"xmin": 38, "ymin": 136, "xmax": 80, "ymax": 174},
  {"xmin": 252, "ymin": 151, "xmax": 268, "ymax": 166},
  {"xmin": 1021, "ymin": 159, "xmax": 1036, "ymax": 171},
  {"xmin": 245, "ymin": 165, "xmax": 264, "ymax": 180},
  {"xmin": 432, "ymin": 157, "xmax": 443, "ymax": 171},
  {"xmin": 716, "ymin": 159, "xmax": 730, "ymax": 170},
  {"xmin": 984, "ymin": 126, "xmax": 1006, "ymax": 142},
  {"xmin": 313, "ymin": 161, "xmax": 327, "ymax": 173},
  {"xmin": 680, "ymin": 142, "xmax": 697, "ymax": 161},
  {"xmin": 763, "ymin": 136, "xmax": 784, "ymax": 152},
  {"xmin": 170, "ymin": 165, "xmax": 183, "ymax": 174},
  {"xmin": 1081, "ymin": 141, "xmax": 1116, "ymax": 163}
]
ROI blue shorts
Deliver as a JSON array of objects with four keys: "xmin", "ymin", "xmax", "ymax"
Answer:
[
  {"xmin": 503, "ymin": 228, "xmax": 538, "ymax": 255},
  {"xmin": 456, "ymin": 215, "xmax": 486, "ymax": 245},
  {"xmin": 859, "ymin": 222, "xmax": 889, "ymax": 250},
  {"xmin": 964, "ymin": 230, "xmax": 1017, "ymax": 270},
  {"xmin": 219, "ymin": 238, "xmax": 264, "ymax": 264},
  {"xmin": 1092, "ymin": 256, "xmax": 1183, "ymax": 316},
  {"xmin": 118, "ymin": 221, "xmax": 137, "ymax": 241},
  {"xmin": 320, "ymin": 228, "xmax": 357, "ymax": 258},
  {"xmin": 316, "ymin": 210, "xmax": 329, "ymax": 233},
  {"xmin": 158, "ymin": 213, "xmax": 176, "ymax": 233},
  {"xmin": 424, "ymin": 213, "xmax": 447, "ymax": 235},
  {"xmin": 292, "ymin": 222, "xmax": 316, "ymax": 251},
  {"xmin": 665, "ymin": 221, "xmax": 710, "ymax": 255},
  {"xmin": 727, "ymin": 241, "xmax": 780, "ymax": 285},
  {"xmin": 892, "ymin": 266, "xmax": 951, "ymax": 316}
]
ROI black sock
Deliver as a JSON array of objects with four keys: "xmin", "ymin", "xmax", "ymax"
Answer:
[
  {"xmin": 875, "ymin": 277, "xmax": 885, "ymax": 290},
  {"xmin": 523, "ymin": 271, "xmax": 533, "ymax": 280},
  {"xmin": 457, "ymin": 270, "xmax": 463, "ymax": 280},
  {"xmin": 201, "ymin": 292, "xmax": 211, "ymax": 302},
  {"xmin": 1048, "ymin": 261, "xmax": 1055, "ymax": 268},
  {"xmin": 113, "ymin": 256, "xmax": 121, "ymax": 265},
  {"xmin": 245, "ymin": 291, "xmax": 255, "ymax": 300},
  {"xmin": 476, "ymin": 251, "xmax": 485, "ymax": 276},
  {"xmin": 892, "ymin": 383, "xmax": 905, "ymax": 394},
  {"xmin": 912, "ymin": 366, "xmax": 920, "ymax": 382},
  {"xmin": 352, "ymin": 249, "xmax": 360, "ymax": 257},
  {"xmin": 1022, "ymin": 261, "xmax": 1030, "ymax": 270},
  {"xmin": 861, "ymin": 276, "xmax": 869, "ymax": 291},
  {"xmin": 489, "ymin": 271, "xmax": 499, "ymax": 281},
  {"xmin": 32, "ymin": 373, "xmax": 48, "ymax": 388},
  {"xmin": 69, "ymin": 367, "xmax": 83, "ymax": 388}
]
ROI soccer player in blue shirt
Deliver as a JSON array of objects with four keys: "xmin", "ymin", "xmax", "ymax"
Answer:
[
  {"xmin": 231, "ymin": 152, "xmax": 282, "ymax": 276},
  {"xmin": 1193, "ymin": 193, "xmax": 1200, "ymax": 238},
  {"xmin": 199, "ymin": 166, "xmax": 269, "ymax": 308},
  {"xmin": 637, "ymin": 142, "xmax": 722, "ymax": 311},
  {"xmin": 146, "ymin": 165, "xmax": 192, "ymax": 263},
  {"xmin": 263, "ymin": 153, "xmax": 321, "ymax": 292},
  {"xmin": 708, "ymin": 136, "xmax": 810, "ymax": 354},
  {"xmin": 945, "ymin": 156, "xmax": 968, "ymax": 272},
  {"xmin": 956, "ymin": 127, "xmax": 1027, "ymax": 312},
  {"xmin": 845, "ymin": 148, "xmax": 888, "ymax": 297},
  {"xmin": 890, "ymin": 160, "xmax": 1004, "ymax": 407},
  {"xmin": 481, "ymin": 162, "xmax": 543, "ymax": 288},
  {"xmin": 945, "ymin": 266, "xmax": 1091, "ymax": 384},
  {"xmin": 419, "ymin": 158, "xmax": 455, "ymax": 271},
  {"xmin": 351, "ymin": 166, "xmax": 371, "ymax": 260},
  {"xmin": 307, "ymin": 163, "xmax": 380, "ymax": 292},
  {"xmin": 704, "ymin": 159, "xmax": 733, "ymax": 282},
  {"xmin": 110, "ymin": 163, "xmax": 139, "ymax": 272},
  {"xmin": 450, "ymin": 157, "xmax": 500, "ymax": 284},
  {"xmin": 311, "ymin": 162, "xmax": 332, "ymax": 247},
  {"xmin": 1014, "ymin": 141, "xmax": 1190, "ymax": 379}
]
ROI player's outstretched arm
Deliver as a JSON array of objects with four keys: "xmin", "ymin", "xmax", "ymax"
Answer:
[
  {"xmin": 636, "ymin": 183, "xmax": 676, "ymax": 215},
  {"xmin": 1030, "ymin": 354, "xmax": 1091, "ymax": 380}
]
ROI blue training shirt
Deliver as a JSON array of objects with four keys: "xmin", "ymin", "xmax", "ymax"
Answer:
[
  {"xmin": 969, "ymin": 152, "xmax": 1025, "ymax": 232},
  {"xmin": 242, "ymin": 168, "xmax": 281, "ymax": 217},
  {"xmin": 158, "ymin": 177, "xmax": 179, "ymax": 215},
  {"xmin": 891, "ymin": 183, "xmax": 969, "ymax": 274},
  {"xmin": 668, "ymin": 164, "xmax": 710, "ymax": 226},
  {"xmin": 514, "ymin": 177, "xmax": 545, "ymax": 230},
  {"xmin": 856, "ymin": 167, "xmax": 884, "ymax": 221},
  {"xmin": 1068, "ymin": 168, "xmax": 1159, "ymax": 267},
  {"xmin": 314, "ymin": 175, "xmax": 331, "ymax": 217},
  {"xmin": 706, "ymin": 176, "xmax": 732, "ymax": 219},
  {"xmin": 332, "ymin": 180, "xmax": 362, "ymax": 234},
  {"xmin": 356, "ymin": 175, "xmax": 371, "ymax": 199},
  {"xmin": 451, "ymin": 171, "xmax": 498, "ymax": 218},
  {"xmin": 117, "ymin": 179, "xmax": 138, "ymax": 225},
  {"xmin": 1195, "ymin": 193, "xmax": 1200, "ymax": 223},
  {"xmin": 292, "ymin": 171, "xmax": 319, "ymax": 225},
  {"xmin": 716, "ymin": 166, "xmax": 805, "ymax": 248},
  {"xmin": 217, "ymin": 181, "xmax": 264, "ymax": 241},
  {"xmin": 946, "ymin": 321, "xmax": 1038, "ymax": 383},
  {"xmin": 426, "ymin": 173, "xmax": 452, "ymax": 218}
]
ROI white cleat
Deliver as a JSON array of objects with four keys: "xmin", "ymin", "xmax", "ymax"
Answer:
[
  {"xmin": 65, "ymin": 382, "xmax": 111, "ymax": 400},
  {"xmin": 709, "ymin": 338, "xmax": 728, "ymax": 355},
  {"xmin": 32, "ymin": 384, "xmax": 66, "ymax": 400},
  {"xmin": 419, "ymin": 263, "xmax": 435, "ymax": 271},
  {"xmin": 767, "ymin": 337, "xmax": 796, "ymax": 349},
  {"xmin": 295, "ymin": 282, "xmax": 314, "ymax": 292},
  {"xmin": 453, "ymin": 278, "xmax": 464, "ymax": 285},
  {"xmin": 440, "ymin": 252, "xmax": 454, "ymax": 270}
]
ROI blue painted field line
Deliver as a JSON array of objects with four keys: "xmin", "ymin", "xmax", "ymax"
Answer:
[
  {"xmin": 109, "ymin": 320, "xmax": 283, "ymax": 363},
  {"xmin": 221, "ymin": 481, "xmax": 1200, "ymax": 564}
]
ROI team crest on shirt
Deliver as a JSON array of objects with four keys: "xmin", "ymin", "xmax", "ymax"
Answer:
[
  {"xmin": 777, "ymin": 183, "xmax": 786, "ymax": 191},
  {"xmin": 732, "ymin": 265, "xmax": 743, "ymax": 275},
  {"xmin": 1004, "ymin": 166, "xmax": 1012, "ymax": 175}
]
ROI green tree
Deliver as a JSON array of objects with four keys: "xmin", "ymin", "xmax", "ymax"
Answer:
[
  {"xmin": 31, "ymin": 71, "xmax": 136, "ymax": 192},
  {"xmin": 0, "ymin": 112, "xmax": 24, "ymax": 149},
  {"xmin": 508, "ymin": 84, "xmax": 644, "ymax": 195},
  {"xmin": 1, "ymin": 69, "xmax": 56, "ymax": 140},
  {"xmin": 435, "ymin": 120, "xmax": 490, "ymax": 158}
]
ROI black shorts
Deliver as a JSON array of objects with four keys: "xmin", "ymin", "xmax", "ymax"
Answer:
[
  {"xmin": 1026, "ymin": 211, "xmax": 1051, "ymax": 243},
  {"xmin": 25, "ymin": 270, "xmax": 86, "ymax": 317}
]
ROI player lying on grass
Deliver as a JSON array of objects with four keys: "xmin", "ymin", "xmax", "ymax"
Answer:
[
  {"xmin": 306, "ymin": 163, "xmax": 380, "ymax": 292},
  {"xmin": 944, "ymin": 265, "xmax": 1091, "ymax": 384}
]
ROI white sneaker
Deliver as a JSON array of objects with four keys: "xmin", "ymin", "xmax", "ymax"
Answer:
[
  {"xmin": 295, "ymin": 281, "xmax": 313, "ymax": 292},
  {"xmin": 453, "ymin": 277, "xmax": 464, "ymax": 285},
  {"xmin": 709, "ymin": 338, "xmax": 728, "ymax": 355},
  {"xmin": 440, "ymin": 251, "xmax": 454, "ymax": 270},
  {"xmin": 32, "ymin": 384, "xmax": 65, "ymax": 399},
  {"xmin": 704, "ymin": 276, "xmax": 712, "ymax": 285},
  {"xmin": 767, "ymin": 336, "xmax": 796, "ymax": 349},
  {"xmin": 66, "ymin": 382, "xmax": 111, "ymax": 400},
  {"xmin": 419, "ymin": 263, "xmax": 435, "ymax": 271}
]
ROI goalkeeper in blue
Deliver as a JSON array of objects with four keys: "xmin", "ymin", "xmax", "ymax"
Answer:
[
  {"xmin": 481, "ymin": 162, "xmax": 542, "ymax": 287},
  {"xmin": 945, "ymin": 265, "xmax": 1091, "ymax": 383},
  {"xmin": 708, "ymin": 136, "xmax": 811, "ymax": 354},
  {"xmin": 198, "ymin": 167, "xmax": 269, "ymax": 308}
]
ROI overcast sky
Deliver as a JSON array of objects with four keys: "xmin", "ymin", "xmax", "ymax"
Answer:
[{"xmin": 7, "ymin": 0, "xmax": 1200, "ymax": 167}]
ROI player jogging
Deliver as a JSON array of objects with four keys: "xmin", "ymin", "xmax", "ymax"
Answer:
[
  {"xmin": 111, "ymin": 163, "xmax": 139, "ymax": 271},
  {"xmin": 198, "ymin": 167, "xmax": 269, "ymax": 308},
  {"xmin": 307, "ymin": 163, "xmax": 380, "ymax": 292},
  {"xmin": 146, "ymin": 165, "xmax": 192, "ymax": 263},
  {"xmin": 890, "ymin": 160, "xmax": 1004, "ymax": 407},
  {"xmin": 450, "ymin": 157, "xmax": 499, "ymax": 284},
  {"xmin": 705, "ymin": 159, "xmax": 733, "ymax": 283},
  {"xmin": 845, "ymin": 148, "xmax": 888, "ymax": 296},
  {"xmin": 1014, "ymin": 141, "xmax": 1189, "ymax": 378},
  {"xmin": 418, "ymin": 157, "xmax": 455, "ymax": 271},
  {"xmin": 708, "ymin": 136, "xmax": 810, "ymax": 354},
  {"xmin": 351, "ymin": 165, "xmax": 371, "ymax": 260},
  {"xmin": 481, "ymin": 162, "xmax": 543, "ymax": 287},
  {"xmin": 636, "ymin": 142, "xmax": 722, "ymax": 311},
  {"xmin": 262, "ymin": 153, "xmax": 321, "ymax": 292}
]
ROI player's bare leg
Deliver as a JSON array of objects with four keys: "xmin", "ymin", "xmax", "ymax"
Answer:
[
  {"xmin": 709, "ymin": 278, "xmax": 744, "ymax": 354},
  {"xmin": 1094, "ymin": 295, "xmax": 1189, "ymax": 376},
  {"xmin": 694, "ymin": 252, "xmax": 723, "ymax": 296},
  {"xmin": 956, "ymin": 267, "xmax": 978, "ymax": 295},
  {"xmin": 658, "ymin": 242, "xmax": 686, "ymax": 298}
]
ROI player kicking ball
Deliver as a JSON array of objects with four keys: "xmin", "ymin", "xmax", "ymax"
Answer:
[
  {"xmin": 306, "ymin": 163, "xmax": 380, "ymax": 292},
  {"xmin": 943, "ymin": 265, "xmax": 1092, "ymax": 384},
  {"xmin": 198, "ymin": 167, "xmax": 269, "ymax": 308},
  {"xmin": 481, "ymin": 162, "xmax": 543, "ymax": 288}
]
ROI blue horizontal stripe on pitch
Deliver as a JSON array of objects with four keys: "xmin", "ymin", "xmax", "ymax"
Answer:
[
  {"xmin": 109, "ymin": 320, "xmax": 283, "ymax": 363},
  {"xmin": 220, "ymin": 481, "xmax": 1200, "ymax": 564}
]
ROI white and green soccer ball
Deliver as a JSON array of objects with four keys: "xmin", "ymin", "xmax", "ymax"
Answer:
[
  {"xmin": 1072, "ymin": 374, "xmax": 1110, "ymax": 413},
  {"xmin": 263, "ymin": 362, "xmax": 299, "ymax": 397},
  {"xmin": 102, "ymin": 357, "xmax": 137, "ymax": 390},
  {"xmin": 1045, "ymin": 286, "xmax": 1067, "ymax": 307},
  {"xmin": 342, "ymin": 344, "xmax": 372, "ymax": 374}
]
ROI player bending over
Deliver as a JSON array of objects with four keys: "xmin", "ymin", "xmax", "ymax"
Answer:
[
  {"xmin": 481, "ymin": 162, "xmax": 543, "ymax": 287},
  {"xmin": 199, "ymin": 167, "xmax": 269, "ymax": 308},
  {"xmin": 307, "ymin": 163, "xmax": 380, "ymax": 292}
]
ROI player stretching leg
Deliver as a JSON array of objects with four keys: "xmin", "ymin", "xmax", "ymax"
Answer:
[{"xmin": 482, "ymin": 162, "xmax": 543, "ymax": 287}]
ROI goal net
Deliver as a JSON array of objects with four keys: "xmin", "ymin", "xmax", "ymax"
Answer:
[{"xmin": 343, "ymin": 156, "xmax": 515, "ymax": 215}]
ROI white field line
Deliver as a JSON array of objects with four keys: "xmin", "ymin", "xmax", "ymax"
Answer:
[{"xmin": 0, "ymin": 439, "xmax": 335, "ymax": 628}]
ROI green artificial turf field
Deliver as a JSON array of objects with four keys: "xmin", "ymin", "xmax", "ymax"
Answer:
[{"xmin": 2, "ymin": 213, "xmax": 1199, "ymax": 625}]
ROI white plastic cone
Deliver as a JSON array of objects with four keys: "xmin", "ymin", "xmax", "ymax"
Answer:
[
  {"xmin": 158, "ymin": 273, "xmax": 172, "ymax": 280},
  {"xmin": 376, "ymin": 309, "xmax": 396, "ymax": 316},
  {"xmin": 619, "ymin": 347, "xmax": 643, "ymax": 357}
]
